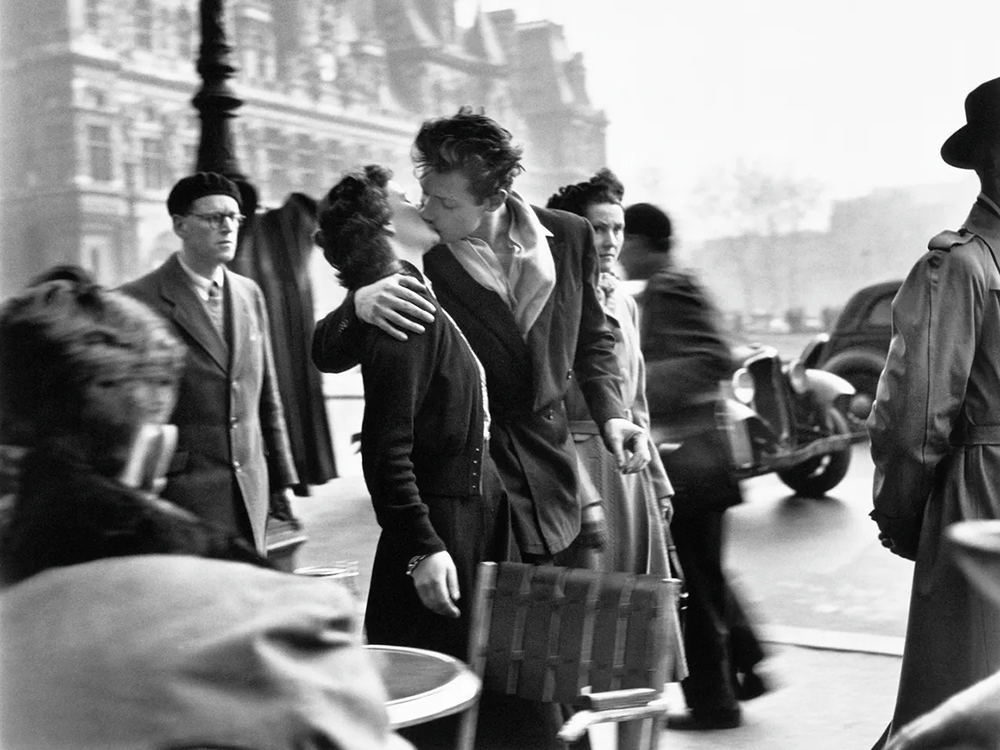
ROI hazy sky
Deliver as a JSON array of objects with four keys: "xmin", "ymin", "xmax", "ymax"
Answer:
[{"xmin": 457, "ymin": 0, "xmax": 997, "ymax": 229}]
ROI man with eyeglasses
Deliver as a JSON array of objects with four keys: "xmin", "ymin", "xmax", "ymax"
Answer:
[{"xmin": 120, "ymin": 172, "xmax": 299, "ymax": 555}]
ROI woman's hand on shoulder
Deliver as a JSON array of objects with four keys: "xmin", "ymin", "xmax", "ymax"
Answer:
[{"xmin": 410, "ymin": 550, "xmax": 461, "ymax": 618}]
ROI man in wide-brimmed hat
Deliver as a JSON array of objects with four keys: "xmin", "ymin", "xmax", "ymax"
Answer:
[{"xmin": 867, "ymin": 76, "xmax": 1000, "ymax": 748}]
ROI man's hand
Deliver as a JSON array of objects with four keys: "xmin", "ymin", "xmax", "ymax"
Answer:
[
  {"xmin": 410, "ymin": 550, "xmax": 461, "ymax": 618},
  {"xmin": 885, "ymin": 669, "xmax": 1000, "ymax": 749},
  {"xmin": 355, "ymin": 274, "xmax": 435, "ymax": 341},
  {"xmin": 871, "ymin": 510, "xmax": 921, "ymax": 562},
  {"xmin": 602, "ymin": 418, "xmax": 651, "ymax": 474}
]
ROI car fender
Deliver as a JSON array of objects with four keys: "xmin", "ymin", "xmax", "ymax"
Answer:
[
  {"xmin": 719, "ymin": 399, "xmax": 759, "ymax": 424},
  {"xmin": 822, "ymin": 349, "xmax": 886, "ymax": 380},
  {"xmin": 804, "ymin": 368, "xmax": 855, "ymax": 409}
]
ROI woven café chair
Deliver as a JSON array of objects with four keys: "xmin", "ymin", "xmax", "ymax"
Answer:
[{"xmin": 457, "ymin": 561, "xmax": 684, "ymax": 750}]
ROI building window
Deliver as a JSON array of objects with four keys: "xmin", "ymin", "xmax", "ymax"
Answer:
[
  {"xmin": 242, "ymin": 19, "xmax": 276, "ymax": 81},
  {"xmin": 296, "ymin": 136, "xmax": 318, "ymax": 196},
  {"xmin": 182, "ymin": 142, "xmax": 198, "ymax": 173},
  {"xmin": 135, "ymin": 0, "xmax": 153, "ymax": 50},
  {"xmin": 177, "ymin": 7, "xmax": 194, "ymax": 61},
  {"xmin": 141, "ymin": 137, "xmax": 166, "ymax": 190},
  {"xmin": 85, "ymin": 0, "xmax": 102, "ymax": 31},
  {"xmin": 87, "ymin": 124, "xmax": 114, "ymax": 182},
  {"xmin": 268, "ymin": 145, "xmax": 289, "ymax": 199}
]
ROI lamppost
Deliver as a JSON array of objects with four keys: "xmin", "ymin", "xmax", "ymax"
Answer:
[
  {"xmin": 192, "ymin": 0, "xmax": 306, "ymax": 570},
  {"xmin": 193, "ymin": 0, "xmax": 257, "ymax": 221}
]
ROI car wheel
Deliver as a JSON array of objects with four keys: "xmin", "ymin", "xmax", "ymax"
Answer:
[{"xmin": 776, "ymin": 408, "xmax": 853, "ymax": 497}]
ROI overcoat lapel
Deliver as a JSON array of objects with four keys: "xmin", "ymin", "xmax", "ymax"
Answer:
[
  {"xmin": 158, "ymin": 255, "xmax": 229, "ymax": 372},
  {"xmin": 526, "ymin": 234, "xmax": 566, "ymax": 412},
  {"xmin": 226, "ymin": 271, "xmax": 256, "ymax": 377},
  {"xmin": 425, "ymin": 245, "xmax": 528, "ymax": 361}
]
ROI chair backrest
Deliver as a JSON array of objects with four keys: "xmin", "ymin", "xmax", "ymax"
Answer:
[{"xmin": 466, "ymin": 562, "xmax": 683, "ymax": 706}]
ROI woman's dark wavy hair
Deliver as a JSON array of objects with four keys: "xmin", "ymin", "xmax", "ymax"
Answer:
[
  {"xmin": 315, "ymin": 165, "xmax": 398, "ymax": 291},
  {"xmin": 412, "ymin": 106, "xmax": 524, "ymax": 204},
  {"xmin": 546, "ymin": 168, "xmax": 625, "ymax": 217}
]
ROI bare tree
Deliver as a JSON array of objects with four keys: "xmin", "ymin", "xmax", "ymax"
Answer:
[{"xmin": 691, "ymin": 160, "xmax": 824, "ymax": 322}]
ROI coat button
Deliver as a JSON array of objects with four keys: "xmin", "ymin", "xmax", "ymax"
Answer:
[
  {"xmin": 546, "ymin": 409, "xmax": 554, "ymax": 420},
  {"xmin": 233, "ymin": 460, "xmax": 241, "ymax": 470}
]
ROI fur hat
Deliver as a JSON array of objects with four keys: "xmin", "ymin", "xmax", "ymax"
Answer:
[
  {"xmin": 166, "ymin": 172, "xmax": 242, "ymax": 216},
  {"xmin": 941, "ymin": 77, "xmax": 1000, "ymax": 169},
  {"xmin": 0, "ymin": 268, "xmax": 185, "ymax": 455}
]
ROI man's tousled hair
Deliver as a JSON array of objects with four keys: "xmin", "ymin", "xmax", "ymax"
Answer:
[{"xmin": 412, "ymin": 106, "xmax": 524, "ymax": 203}]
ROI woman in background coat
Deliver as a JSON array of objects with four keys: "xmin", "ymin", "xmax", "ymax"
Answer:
[{"xmin": 546, "ymin": 170, "xmax": 675, "ymax": 578}]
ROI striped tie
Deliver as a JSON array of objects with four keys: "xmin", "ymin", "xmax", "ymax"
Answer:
[{"xmin": 206, "ymin": 281, "xmax": 224, "ymax": 334}]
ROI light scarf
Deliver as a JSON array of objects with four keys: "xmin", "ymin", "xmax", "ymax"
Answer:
[{"xmin": 447, "ymin": 191, "xmax": 555, "ymax": 339}]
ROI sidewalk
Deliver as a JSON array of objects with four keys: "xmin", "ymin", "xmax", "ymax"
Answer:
[{"xmin": 292, "ymin": 476, "xmax": 902, "ymax": 750}]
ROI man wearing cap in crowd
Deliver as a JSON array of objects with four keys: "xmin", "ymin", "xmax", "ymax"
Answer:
[
  {"xmin": 121, "ymin": 172, "xmax": 298, "ymax": 555},
  {"xmin": 867, "ymin": 76, "xmax": 1000, "ymax": 748}
]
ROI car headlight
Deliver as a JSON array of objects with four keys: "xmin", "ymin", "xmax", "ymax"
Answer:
[
  {"xmin": 787, "ymin": 359, "xmax": 807, "ymax": 395},
  {"xmin": 732, "ymin": 367, "xmax": 755, "ymax": 404}
]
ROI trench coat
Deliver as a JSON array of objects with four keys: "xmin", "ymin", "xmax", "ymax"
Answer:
[
  {"xmin": 868, "ymin": 197, "xmax": 1000, "ymax": 737},
  {"xmin": 121, "ymin": 254, "xmax": 299, "ymax": 553}
]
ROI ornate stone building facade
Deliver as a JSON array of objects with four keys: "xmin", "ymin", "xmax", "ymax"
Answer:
[{"xmin": 0, "ymin": 0, "xmax": 607, "ymax": 297}]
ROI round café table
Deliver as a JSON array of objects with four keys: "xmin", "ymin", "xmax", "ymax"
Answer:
[{"xmin": 364, "ymin": 644, "xmax": 481, "ymax": 729}]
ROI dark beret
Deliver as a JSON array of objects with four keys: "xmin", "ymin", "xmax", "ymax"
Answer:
[
  {"xmin": 623, "ymin": 202, "xmax": 673, "ymax": 241},
  {"xmin": 166, "ymin": 172, "xmax": 242, "ymax": 217}
]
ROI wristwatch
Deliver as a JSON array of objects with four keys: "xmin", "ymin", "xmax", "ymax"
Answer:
[{"xmin": 406, "ymin": 554, "xmax": 427, "ymax": 577}]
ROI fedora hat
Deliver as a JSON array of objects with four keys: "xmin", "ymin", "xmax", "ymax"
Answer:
[{"xmin": 941, "ymin": 77, "xmax": 1000, "ymax": 169}]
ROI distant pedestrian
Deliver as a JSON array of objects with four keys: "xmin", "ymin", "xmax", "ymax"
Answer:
[{"xmin": 868, "ymin": 76, "xmax": 1000, "ymax": 747}]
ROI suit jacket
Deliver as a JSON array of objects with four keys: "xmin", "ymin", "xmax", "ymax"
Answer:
[
  {"xmin": 312, "ymin": 206, "xmax": 625, "ymax": 556},
  {"xmin": 121, "ymin": 254, "xmax": 298, "ymax": 554}
]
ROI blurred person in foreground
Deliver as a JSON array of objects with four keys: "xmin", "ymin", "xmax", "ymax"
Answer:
[
  {"xmin": 545, "ymin": 170, "xmax": 676, "ymax": 577},
  {"xmin": 0, "ymin": 269, "xmax": 409, "ymax": 750},
  {"xmin": 620, "ymin": 203, "xmax": 767, "ymax": 730},
  {"xmin": 0, "ymin": 267, "xmax": 267, "ymax": 584},
  {"xmin": 868, "ymin": 76, "xmax": 1000, "ymax": 748},
  {"xmin": 313, "ymin": 165, "xmax": 510, "ymax": 749},
  {"xmin": 121, "ymin": 172, "xmax": 299, "ymax": 556},
  {"xmin": 311, "ymin": 108, "xmax": 650, "ymax": 567}
]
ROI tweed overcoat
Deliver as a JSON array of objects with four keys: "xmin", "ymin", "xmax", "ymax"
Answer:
[{"xmin": 121, "ymin": 253, "xmax": 298, "ymax": 553}]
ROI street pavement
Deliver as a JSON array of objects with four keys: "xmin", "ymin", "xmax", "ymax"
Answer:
[{"xmin": 291, "ymin": 472, "xmax": 904, "ymax": 750}]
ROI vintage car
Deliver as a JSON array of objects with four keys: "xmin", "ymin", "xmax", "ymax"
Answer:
[
  {"xmin": 716, "ymin": 338, "xmax": 869, "ymax": 497},
  {"xmin": 812, "ymin": 279, "xmax": 901, "ymax": 420}
]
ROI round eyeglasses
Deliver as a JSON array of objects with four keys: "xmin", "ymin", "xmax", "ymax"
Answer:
[{"xmin": 188, "ymin": 212, "xmax": 246, "ymax": 228}]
